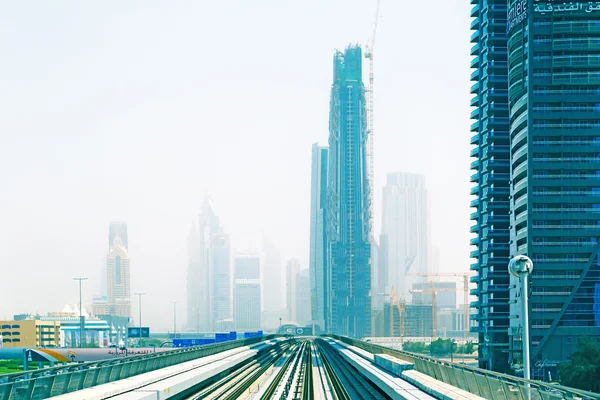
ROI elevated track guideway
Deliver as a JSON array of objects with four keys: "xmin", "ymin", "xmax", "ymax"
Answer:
[{"xmin": 5, "ymin": 335, "xmax": 597, "ymax": 399}]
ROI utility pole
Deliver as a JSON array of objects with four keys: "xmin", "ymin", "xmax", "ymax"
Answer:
[
  {"xmin": 509, "ymin": 255, "xmax": 534, "ymax": 385},
  {"xmin": 135, "ymin": 292, "xmax": 145, "ymax": 344},
  {"xmin": 170, "ymin": 301, "xmax": 178, "ymax": 338},
  {"xmin": 73, "ymin": 277, "xmax": 87, "ymax": 348}
]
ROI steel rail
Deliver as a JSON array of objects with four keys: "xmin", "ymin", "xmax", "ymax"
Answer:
[
  {"xmin": 316, "ymin": 339, "xmax": 389, "ymax": 400},
  {"xmin": 259, "ymin": 341, "xmax": 303, "ymax": 399},
  {"xmin": 302, "ymin": 342, "xmax": 313, "ymax": 400},
  {"xmin": 191, "ymin": 341, "xmax": 294, "ymax": 400}
]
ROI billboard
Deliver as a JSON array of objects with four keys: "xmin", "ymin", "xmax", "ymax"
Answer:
[{"xmin": 127, "ymin": 327, "xmax": 150, "ymax": 338}]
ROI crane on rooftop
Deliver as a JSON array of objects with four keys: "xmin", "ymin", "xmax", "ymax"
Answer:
[{"xmin": 366, "ymin": 0, "xmax": 381, "ymax": 340}]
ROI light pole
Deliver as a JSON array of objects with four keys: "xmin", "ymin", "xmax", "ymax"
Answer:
[
  {"xmin": 170, "ymin": 301, "xmax": 178, "ymax": 338},
  {"xmin": 73, "ymin": 278, "xmax": 87, "ymax": 348},
  {"xmin": 135, "ymin": 292, "xmax": 145, "ymax": 345},
  {"xmin": 509, "ymin": 255, "xmax": 534, "ymax": 382}
]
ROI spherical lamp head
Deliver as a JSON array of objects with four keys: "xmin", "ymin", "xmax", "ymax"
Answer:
[{"xmin": 508, "ymin": 255, "xmax": 534, "ymax": 278}]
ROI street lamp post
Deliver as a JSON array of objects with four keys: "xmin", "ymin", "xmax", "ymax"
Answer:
[
  {"xmin": 135, "ymin": 293, "xmax": 145, "ymax": 344},
  {"xmin": 73, "ymin": 277, "xmax": 88, "ymax": 348},
  {"xmin": 509, "ymin": 255, "xmax": 534, "ymax": 382},
  {"xmin": 170, "ymin": 301, "xmax": 178, "ymax": 338}
]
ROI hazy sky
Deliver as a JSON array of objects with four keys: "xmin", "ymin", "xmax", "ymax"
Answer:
[{"xmin": 0, "ymin": 1, "xmax": 472, "ymax": 331}]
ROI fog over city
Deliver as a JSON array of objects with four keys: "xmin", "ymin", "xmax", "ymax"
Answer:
[{"xmin": 0, "ymin": 0, "xmax": 472, "ymax": 331}]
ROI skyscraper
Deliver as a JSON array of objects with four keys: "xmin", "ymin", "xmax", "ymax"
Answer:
[
  {"xmin": 234, "ymin": 253, "xmax": 261, "ymax": 331},
  {"xmin": 326, "ymin": 45, "xmax": 372, "ymax": 338},
  {"xmin": 109, "ymin": 222, "xmax": 128, "ymax": 251},
  {"xmin": 309, "ymin": 143, "xmax": 329, "ymax": 330},
  {"xmin": 296, "ymin": 269, "xmax": 311, "ymax": 326},
  {"xmin": 286, "ymin": 259, "xmax": 300, "ymax": 322},
  {"xmin": 211, "ymin": 232, "xmax": 231, "ymax": 329},
  {"xmin": 469, "ymin": 0, "xmax": 511, "ymax": 372},
  {"xmin": 262, "ymin": 239, "xmax": 283, "ymax": 313},
  {"xmin": 381, "ymin": 173, "xmax": 430, "ymax": 300},
  {"xmin": 187, "ymin": 198, "xmax": 230, "ymax": 333},
  {"xmin": 106, "ymin": 235, "xmax": 131, "ymax": 318},
  {"xmin": 504, "ymin": 1, "xmax": 600, "ymax": 377}
]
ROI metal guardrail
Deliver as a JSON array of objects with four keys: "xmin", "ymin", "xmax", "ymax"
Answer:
[
  {"xmin": 0, "ymin": 335, "xmax": 277, "ymax": 400},
  {"xmin": 328, "ymin": 335, "xmax": 600, "ymax": 400}
]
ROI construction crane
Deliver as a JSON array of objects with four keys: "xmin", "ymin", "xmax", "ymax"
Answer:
[
  {"xmin": 365, "ymin": 0, "xmax": 381, "ymax": 203},
  {"xmin": 410, "ymin": 281, "xmax": 463, "ymax": 340},
  {"xmin": 390, "ymin": 286, "xmax": 406, "ymax": 343},
  {"xmin": 408, "ymin": 272, "xmax": 473, "ymax": 340},
  {"xmin": 366, "ymin": 0, "xmax": 382, "ymax": 337}
]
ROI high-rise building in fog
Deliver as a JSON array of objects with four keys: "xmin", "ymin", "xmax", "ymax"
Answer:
[
  {"xmin": 502, "ymin": 1, "xmax": 600, "ymax": 378},
  {"xmin": 381, "ymin": 173, "xmax": 430, "ymax": 300},
  {"xmin": 262, "ymin": 239, "xmax": 283, "ymax": 313},
  {"xmin": 211, "ymin": 232, "xmax": 231, "ymax": 328},
  {"xmin": 106, "ymin": 235, "xmax": 131, "ymax": 318},
  {"xmin": 187, "ymin": 198, "xmax": 230, "ymax": 333},
  {"xmin": 469, "ymin": 0, "xmax": 511, "ymax": 372},
  {"xmin": 234, "ymin": 254, "xmax": 261, "ymax": 331},
  {"xmin": 326, "ymin": 45, "xmax": 372, "ymax": 337},
  {"xmin": 296, "ymin": 269, "xmax": 311, "ymax": 326},
  {"xmin": 109, "ymin": 222, "xmax": 128, "ymax": 251},
  {"xmin": 286, "ymin": 259, "xmax": 300, "ymax": 322},
  {"xmin": 375, "ymin": 234, "xmax": 388, "ymax": 310},
  {"xmin": 309, "ymin": 143, "xmax": 329, "ymax": 330}
]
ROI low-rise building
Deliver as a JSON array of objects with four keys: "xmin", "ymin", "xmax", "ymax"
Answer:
[{"xmin": 0, "ymin": 320, "xmax": 60, "ymax": 348}]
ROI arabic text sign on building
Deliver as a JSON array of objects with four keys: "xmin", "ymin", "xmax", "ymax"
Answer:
[
  {"xmin": 533, "ymin": 2, "xmax": 600, "ymax": 14},
  {"xmin": 507, "ymin": 0, "xmax": 528, "ymax": 34}
]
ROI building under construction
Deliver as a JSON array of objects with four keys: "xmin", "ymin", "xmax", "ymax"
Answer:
[
  {"xmin": 326, "ymin": 45, "xmax": 372, "ymax": 338},
  {"xmin": 380, "ymin": 302, "xmax": 432, "ymax": 338}
]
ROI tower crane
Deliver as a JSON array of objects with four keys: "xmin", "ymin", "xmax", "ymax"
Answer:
[
  {"xmin": 408, "ymin": 272, "xmax": 473, "ymax": 340},
  {"xmin": 366, "ymin": 0, "xmax": 382, "ymax": 337},
  {"xmin": 390, "ymin": 286, "xmax": 406, "ymax": 343},
  {"xmin": 410, "ymin": 281, "xmax": 463, "ymax": 340}
]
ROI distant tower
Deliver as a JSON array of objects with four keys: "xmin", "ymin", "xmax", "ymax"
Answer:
[
  {"xmin": 233, "ymin": 253, "xmax": 261, "ymax": 331},
  {"xmin": 381, "ymin": 172, "xmax": 430, "ymax": 300},
  {"xmin": 107, "ymin": 235, "xmax": 131, "ymax": 318},
  {"xmin": 286, "ymin": 259, "xmax": 300, "ymax": 322},
  {"xmin": 187, "ymin": 198, "xmax": 230, "ymax": 333},
  {"xmin": 262, "ymin": 239, "xmax": 283, "ymax": 313},
  {"xmin": 109, "ymin": 222, "xmax": 128, "ymax": 250},
  {"xmin": 309, "ymin": 143, "xmax": 329, "ymax": 330},
  {"xmin": 296, "ymin": 269, "xmax": 311, "ymax": 326},
  {"xmin": 327, "ymin": 45, "xmax": 372, "ymax": 338}
]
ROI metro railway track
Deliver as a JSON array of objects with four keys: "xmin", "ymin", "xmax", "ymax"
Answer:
[
  {"xmin": 184, "ymin": 338, "xmax": 392, "ymax": 400},
  {"xmin": 186, "ymin": 340, "xmax": 296, "ymax": 400},
  {"xmin": 315, "ymin": 339, "xmax": 391, "ymax": 400},
  {"xmin": 259, "ymin": 340, "xmax": 312, "ymax": 399}
]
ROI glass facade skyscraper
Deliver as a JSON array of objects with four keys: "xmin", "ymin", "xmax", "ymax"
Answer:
[
  {"xmin": 469, "ymin": 0, "xmax": 512, "ymax": 372},
  {"xmin": 309, "ymin": 143, "xmax": 328, "ymax": 331},
  {"xmin": 505, "ymin": 0, "xmax": 600, "ymax": 378},
  {"xmin": 326, "ymin": 45, "xmax": 372, "ymax": 338}
]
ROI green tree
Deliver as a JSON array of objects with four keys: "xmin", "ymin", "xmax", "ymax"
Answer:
[
  {"xmin": 429, "ymin": 338, "xmax": 453, "ymax": 356},
  {"xmin": 463, "ymin": 341, "xmax": 475, "ymax": 354},
  {"xmin": 560, "ymin": 337, "xmax": 600, "ymax": 393},
  {"xmin": 403, "ymin": 341, "xmax": 428, "ymax": 353}
]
